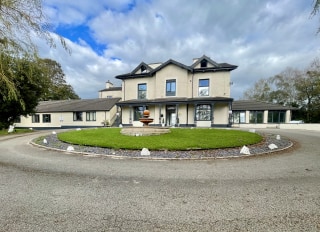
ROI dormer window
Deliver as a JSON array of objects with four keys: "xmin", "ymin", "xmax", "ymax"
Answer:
[
  {"xmin": 141, "ymin": 66, "xmax": 147, "ymax": 73},
  {"xmin": 200, "ymin": 60, "xmax": 207, "ymax": 68}
]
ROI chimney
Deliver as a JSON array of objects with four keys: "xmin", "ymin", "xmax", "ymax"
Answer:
[{"xmin": 106, "ymin": 80, "xmax": 113, "ymax": 89}]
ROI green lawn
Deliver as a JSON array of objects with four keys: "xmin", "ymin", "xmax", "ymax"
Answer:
[
  {"xmin": 57, "ymin": 128, "xmax": 262, "ymax": 151},
  {"xmin": 0, "ymin": 128, "xmax": 33, "ymax": 136}
]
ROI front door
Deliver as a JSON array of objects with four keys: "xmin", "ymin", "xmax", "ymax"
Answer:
[{"xmin": 166, "ymin": 105, "xmax": 176, "ymax": 127}]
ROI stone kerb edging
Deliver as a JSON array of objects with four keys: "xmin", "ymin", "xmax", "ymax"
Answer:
[{"xmin": 30, "ymin": 131, "xmax": 294, "ymax": 160}]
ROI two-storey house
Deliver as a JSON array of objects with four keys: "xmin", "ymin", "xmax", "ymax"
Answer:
[{"xmin": 115, "ymin": 55, "xmax": 237, "ymax": 127}]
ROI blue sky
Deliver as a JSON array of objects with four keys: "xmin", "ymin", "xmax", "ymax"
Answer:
[{"xmin": 39, "ymin": 0, "xmax": 320, "ymax": 99}]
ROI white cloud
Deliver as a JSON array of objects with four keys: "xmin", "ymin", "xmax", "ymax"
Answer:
[
  {"xmin": 41, "ymin": 0, "xmax": 320, "ymax": 99},
  {"xmin": 37, "ymin": 34, "xmax": 129, "ymax": 99}
]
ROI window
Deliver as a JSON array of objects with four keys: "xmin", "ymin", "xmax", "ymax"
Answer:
[
  {"xmin": 233, "ymin": 111, "xmax": 246, "ymax": 123},
  {"xmin": 73, "ymin": 112, "xmax": 83, "ymax": 121},
  {"xmin": 14, "ymin": 116, "xmax": 21, "ymax": 123},
  {"xmin": 138, "ymin": 83, "xmax": 147, "ymax": 99},
  {"xmin": 42, "ymin": 114, "xmax": 51, "ymax": 123},
  {"xmin": 268, "ymin": 111, "xmax": 285, "ymax": 123},
  {"xmin": 196, "ymin": 104, "xmax": 211, "ymax": 121},
  {"xmin": 141, "ymin": 66, "xmax": 147, "ymax": 73},
  {"xmin": 199, "ymin": 79, "xmax": 209, "ymax": 96},
  {"xmin": 200, "ymin": 60, "xmax": 207, "ymax": 68},
  {"xmin": 32, "ymin": 114, "xmax": 40, "ymax": 123},
  {"xmin": 133, "ymin": 106, "xmax": 147, "ymax": 121},
  {"xmin": 166, "ymin": 79, "xmax": 176, "ymax": 96},
  {"xmin": 86, "ymin": 112, "xmax": 96, "ymax": 121},
  {"xmin": 249, "ymin": 111, "xmax": 263, "ymax": 123}
]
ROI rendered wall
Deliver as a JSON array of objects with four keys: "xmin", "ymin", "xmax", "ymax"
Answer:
[
  {"xmin": 15, "ymin": 110, "xmax": 113, "ymax": 129},
  {"xmin": 192, "ymin": 71, "xmax": 231, "ymax": 98},
  {"xmin": 213, "ymin": 104, "xmax": 229, "ymax": 125},
  {"xmin": 232, "ymin": 123, "xmax": 320, "ymax": 131}
]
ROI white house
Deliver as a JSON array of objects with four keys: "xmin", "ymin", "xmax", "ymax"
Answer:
[
  {"xmin": 14, "ymin": 55, "xmax": 296, "ymax": 129},
  {"xmin": 231, "ymin": 100, "xmax": 295, "ymax": 128},
  {"xmin": 99, "ymin": 80, "xmax": 122, "ymax": 99},
  {"xmin": 15, "ymin": 98, "xmax": 121, "ymax": 129},
  {"xmin": 115, "ymin": 55, "xmax": 238, "ymax": 127}
]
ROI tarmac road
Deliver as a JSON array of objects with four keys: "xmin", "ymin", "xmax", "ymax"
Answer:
[{"xmin": 0, "ymin": 129, "xmax": 319, "ymax": 231}]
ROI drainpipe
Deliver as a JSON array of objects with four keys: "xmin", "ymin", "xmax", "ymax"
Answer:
[
  {"xmin": 176, "ymin": 104, "xmax": 179, "ymax": 127},
  {"xmin": 186, "ymin": 104, "xmax": 189, "ymax": 127},
  {"xmin": 129, "ymin": 106, "xmax": 132, "ymax": 124},
  {"xmin": 191, "ymin": 71, "xmax": 194, "ymax": 98},
  {"xmin": 194, "ymin": 103, "xmax": 197, "ymax": 127},
  {"xmin": 228, "ymin": 101, "xmax": 233, "ymax": 127},
  {"xmin": 159, "ymin": 104, "xmax": 162, "ymax": 125},
  {"xmin": 123, "ymin": 80, "xmax": 126, "ymax": 101},
  {"xmin": 211, "ymin": 103, "xmax": 215, "ymax": 127}
]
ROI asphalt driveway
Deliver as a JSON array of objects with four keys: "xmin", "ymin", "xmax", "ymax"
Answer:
[{"xmin": 0, "ymin": 129, "xmax": 319, "ymax": 231}]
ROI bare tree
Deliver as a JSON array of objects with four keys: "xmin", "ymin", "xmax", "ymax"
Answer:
[
  {"xmin": 311, "ymin": 0, "xmax": 320, "ymax": 33},
  {"xmin": 242, "ymin": 78, "xmax": 272, "ymax": 102}
]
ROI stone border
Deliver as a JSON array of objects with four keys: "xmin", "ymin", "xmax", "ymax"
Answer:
[
  {"xmin": 30, "ymin": 132, "xmax": 294, "ymax": 160},
  {"xmin": 120, "ymin": 127, "xmax": 170, "ymax": 136}
]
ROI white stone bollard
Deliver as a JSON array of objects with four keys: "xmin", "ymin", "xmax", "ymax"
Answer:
[
  {"xmin": 240, "ymin": 145, "xmax": 250, "ymax": 155},
  {"xmin": 8, "ymin": 125, "xmax": 14, "ymax": 133},
  {"xmin": 67, "ymin": 146, "xmax": 74, "ymax": 151},
  {"xmin": 141, "ymin": 148, "xmax": 150, "ymax": 156},
  {"xmin": 268, "ymin": 144, "xmax": 278, "ymax": 150}
]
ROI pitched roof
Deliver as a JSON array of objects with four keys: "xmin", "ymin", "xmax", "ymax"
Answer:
[
  {"xmin": 191, "ymin": 55, "xmax": 219, "ymax": 67},
  {"xmin": 130, "ymin": 62, "xmax": 153, "ymax": 74},
  {"xmin": 232, "ymin": 100, "xmax": 296, "ymax": 111},
  {"xmin": 150, "ymin": 59, "xmax": 192, "ymax": 73},
  {"xmin": 36, "ymin": 98, "xmax": 121, "ymax": 113},
  {"xmin": 191, "ymin": 55, "xmax": 238, "ymax": 72},
  {"xmin": 98, "ymin": 87, "xmax": 122, "ymax": 92},
  {"xmin": 115, "ymin": 55, "xmax": 237, "ymax": 80}
]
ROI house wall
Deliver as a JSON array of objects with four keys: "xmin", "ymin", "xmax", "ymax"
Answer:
[
  {"xmin": 154, "ymin": 65, "xmax": 191, "ymax": 98},
  {"xmin": 119, "ymin": 103, "xmax": 232, "ymax": 127},
  {"xmin": 122, "ymin": 66, "xmax": 231, "ymax": 101},
  {"xmin": 120, "ymin": 63, "xmax": 233, "ymax": 128},
  {"xmin": 232, "ymin": 109, "xmax": 294, "ymax": 129},
  {"xmin": 99, "ymin": 90, "xmax": 122, "ymax": 98},
  {"xmin": 15, "ymin": 109, "xmax": 114, "ymax": 129},
  {"xmin": 123, "ymin": 77, "xmax": 153, "ymax": 100},
  {"xmin": 192, "ymin": 71, "xmax": 230, "ymax": 97},
  {"xmin": 233, "ymin": 123, "xmax": 320, "ymax": 131},
  {"xmin": 214, "ymin": 103, "xmax": 229, "ymax": 125}
]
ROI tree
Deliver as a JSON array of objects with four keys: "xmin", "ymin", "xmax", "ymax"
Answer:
[
  {"xmin": 0, "ymin": 0, "xmax": 68, "ymax": 105},
  {"xmin": 0, "ymin": 55, "xmax": 47, "ymax": 129},
  {"xmin": 294, "ymin": 59, "xmax": 320, "ymax": 122},
  {"xmin": 242, "ymin": 58, "xmax": 320, "ymax": 122},
  {"xmin": 312, "ymin": 0, "xmax": 320, "ymax": 33},
  {"xmin": 242, "ymin": 78, "xmax": 272, "ymax": 102},
  {"xmin": 269, "ymin": 68, "xmax": 300, "ymax": 106},
  {"xmin": 39, "ymin": 59, "xmax": 80, "ymax": 100},
  {"xmin": 0, "ymin": 56, "xmax": 79, "ymax": 129}
]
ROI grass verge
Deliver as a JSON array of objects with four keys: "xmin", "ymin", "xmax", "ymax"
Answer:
[
  {"xmin": 0, "ymin": 128, "xmax": 34, "ymax": 136},
  {"xmin": 57, "ymin": 128, "xmax": 262, "ymax": 151}
]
